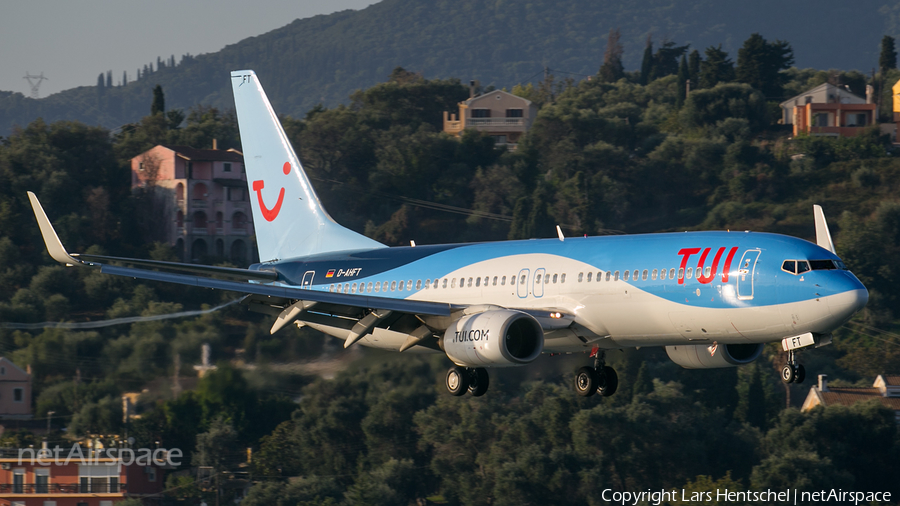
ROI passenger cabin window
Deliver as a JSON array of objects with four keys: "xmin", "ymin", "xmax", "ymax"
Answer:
[
  {"xmin": 520, "ymin": 275, "xmax": 526, "ymax": 285},
  {"xmin": 536, "ymin": 274, "xmax": 542, "ymax": 284},
  {"xmin": 686, "ymin": 267, "xmax": 693, "ymax": 279},
  {"xmin": 651, "ymin": 269, "xmax": 658, "ymax": 280},
  {"xmin": 606, "ymin": 272, "xmax": 611, "ymax": 281},
  {"xmin": 624, "ymin": 270, "xmax": 630, "ymax": 281},
  {"xmin": 416, "ymin": 280, "xmax": 422, "ymax": 290},
  {"xmin": 578, "ymin": 272, "xmax": 584, "ymax": 282},
  {"xmin": 587, "ymin": 272, "xmax": 593, "ymax": 282},
  {"xmin": 613, "ymin": 271, "xmax": 619, "ymax": 281},
  {"xmin": 669, "ymin": 268, "xmax": 676, "ymax": 279},
  {"xmin": 642, "ymin": 269, "xmax": 648, "ymax": 280},
  {"xmin": 678, "ymin": 268, "xmax": 684, "ymax": 280},
  {"xmin": 493, "ymin": 276, "xmax": 498, "ymax": 286},
  {"xmin": 560, "ymin": 273, "xmax": 566, "ymax": 283},
  {"xmin": 500, "ymin": 276, "xmax": 506, "ymax": 286},
  {"xmin": 552, "ymin": 274, "xmax": 558, "ymax": 283}
]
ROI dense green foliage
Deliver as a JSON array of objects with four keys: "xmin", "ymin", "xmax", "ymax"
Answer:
[
  {"xmin": 5, "ymin": 0, "xmax": 900, "ymax": 136},
  {"xmin": 3, "ymin": 47, "xmax": 900, "ymax": 504}
]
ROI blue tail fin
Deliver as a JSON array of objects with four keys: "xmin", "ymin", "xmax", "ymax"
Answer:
[{"xmin": 230, "ymin": 70, "xmax": 385, "ymax": 262}]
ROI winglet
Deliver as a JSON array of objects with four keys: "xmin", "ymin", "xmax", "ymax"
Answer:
[
  {"xmin": 813, "ymin": 205, "xmax": 836, "ymax": 254},
  {"xmin": 27, "ymin": 192, "xmax": 82, "ymax": 266}
]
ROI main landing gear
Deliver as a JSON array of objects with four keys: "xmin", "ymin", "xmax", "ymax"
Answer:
[
  {"xmin": 446, "ymin": 366, "xmax": 490, "ymax": 396},
  {"xmin": 574, "ymin": 350, "xmax": 618, "ymax": 397},
  {"xmin": 781, "ymin": 349, "xmax": 806, "ymax": 384}
]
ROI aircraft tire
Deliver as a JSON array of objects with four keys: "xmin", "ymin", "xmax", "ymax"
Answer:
[
  {"xmin": 598, "ymin": 366, "xmax": 618, "ymax": 397},
  {"xmin": 575, "ymin": 366, "xmax": 599, "ymax": 397},
  {"xmin": 793, "ymin": 364, "xmax": 806, "ymax": 384},
  {"xmin": 446, "ymin": 366, "xmax": 470, "ymax": 396},
  {"xmin": 468, "ymin": 368, "xmax": 490, "ymax": 397},
  {"xmin": 781, "ymin": 364, "xmax": 795, "ymax": 384}
]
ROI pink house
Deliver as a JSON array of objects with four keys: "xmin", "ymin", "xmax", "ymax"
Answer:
[
  {"xmin": 130, "ymin": 145, "xmax": 256, "ymax": 264},
  {"xmin": 0, "ymin": 358, "xmax": 31, "ymax": 419}
]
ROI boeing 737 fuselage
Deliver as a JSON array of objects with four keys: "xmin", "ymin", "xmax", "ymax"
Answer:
[{"xmin": 28, "ymin": 70, "xmax": 868, "ymax": 397}]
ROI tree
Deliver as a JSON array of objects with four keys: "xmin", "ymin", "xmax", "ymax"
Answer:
[
  {"xmin": 640, "ymin": 36, "xmax": 653, "ymax": 85},
  {"xmin": 880, "ymin": 35, "xmax": 897, "ymax": 74},
  {"xmin": 151, "ymin": 85, "xmax": 165, "ymax": 115},
  {"xmin": 96, "ymin": 73, "xmax": 105, "ymax": 89},
  {"xmin": 599, "ymin": 28, "xmax": 625, "ymax": 83},
  {"xmin": 734, "ymin": 363, "xmax": 768, "ymax": 430},
  {"xmin": 652, "ymin": 40, "xmax": 689, "ymax": 79},
  {"xmin": 699, "ymin": 45, "xmax": 735, "ymax": 89},
  {"xmin": 735, "ymin": 33, "xmax": 794, "ymax": 97},
  {"xmin": 677, "ymin": 54, "xmax": 690, "ymax": 107},
  {"xmin": 688, "ymin": 49, "xmax": 701, "ymax": 85},
  {"xmin": 106, "ymin": 71, "xmax": 112, "ymax": 88}
]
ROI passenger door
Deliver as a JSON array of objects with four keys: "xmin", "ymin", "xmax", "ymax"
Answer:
[{"xmin": 737, "ymin": 250, "xmax": 761, "ymax": 300}]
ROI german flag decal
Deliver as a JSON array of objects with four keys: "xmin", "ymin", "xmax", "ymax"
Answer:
[{"xmin": 326, "ymin": 269, "xmax": 335, "ymax": 278}]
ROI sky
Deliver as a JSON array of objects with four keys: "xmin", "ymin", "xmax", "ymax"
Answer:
[{"xmin": 0, "ymin": 0, "xmax": 380, "ymax": 97}]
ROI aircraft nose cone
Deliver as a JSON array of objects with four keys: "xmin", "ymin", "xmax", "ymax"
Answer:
[{"xmin": 827, "ymin": 287, "xmax": 868, "ymax": 320}]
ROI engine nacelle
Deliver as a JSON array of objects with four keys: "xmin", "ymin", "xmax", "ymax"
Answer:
[
  {"xmin": 442, "ymin": 310, "xmax": 543, "ymax": 367},
  {"xmin": 665, "ymin": 343, "xmax": 763, "ymax": 369}
]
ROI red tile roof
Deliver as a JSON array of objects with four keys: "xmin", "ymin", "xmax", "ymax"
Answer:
[
  {"xmin": 885, "ymin": 375, "xmax": 900, "ymax": 387},
  {"xmin": 821, "ymin": 387, "xmax": 900, "ymax": 410}
]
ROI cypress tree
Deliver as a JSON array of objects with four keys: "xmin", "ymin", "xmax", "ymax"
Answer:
[
  {"xmin": 632, "ymin": 362, "xmax": 653, "ymax": 397},
  {"xmin": 122, "ymin": 71, "xmax": 127, "ymax": 86},
  {"xmin": 598, "ymin": 28, "xmax": 625, "ymax": 83},
  {"xmin": 677, "ymin": 54, "xmax": 689, "ymax": 107},
  {"xmin": 639, "ymin": 36, "xmax": 653, "ymax": 85},
  {"xmin": 96, "ymin": 73, "xmax": 105, "ymax": 88},
  {"xmin": 106, "ymin": 70, "xmax": 112, "ymax": 88},
  {"xmin": 151, "ymin": 85, "xmax": 165, "ymax": 115},
  {"xmin": 880, "ymin": 35, "xmax": 897, "ymax": 74},
  {"xmin": 699, "ymin": 45, "xmax": 735, "ymax": 88},
  {"xmin": 688, "ymin": 49, "xmax": 701, "ymax": 86}
]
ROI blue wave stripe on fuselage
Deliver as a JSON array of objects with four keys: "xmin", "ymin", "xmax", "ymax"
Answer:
[{"xmin": 264, "ymin": 231, "xmax": 860, "ymax": 309}]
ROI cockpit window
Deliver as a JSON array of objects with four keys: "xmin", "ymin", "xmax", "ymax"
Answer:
[
  {"xmin": 782, "ymin": 260, "xmax": 796, "ymax": 274},
  {"xmin": 797, "ymin": 261, "xmax": 810, "ymax": 273},
  {"xmin": 809, "ymin": 260, "xmax": 839, "ymax": 270}
]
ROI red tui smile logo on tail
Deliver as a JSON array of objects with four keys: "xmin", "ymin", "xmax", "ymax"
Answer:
[{"xmin": 252, "ymin": 162, "xmax": 291, "ymax": 221}]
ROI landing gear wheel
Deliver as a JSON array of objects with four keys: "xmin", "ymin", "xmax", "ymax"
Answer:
[
  {"xmin": 446, "ymin": 366, "xmax": 469, "ymax": 396},
  {"xmin": 793, "ymin": 364, "xmax": 806, "ymax": 384},
  {"xmin": 597, "ymin": 366, "xmax": 618, "ymax": 397},
  {"xmin": 781, "ymin": 364, "xmax": 795, "ymax": 384},
  {"xmin": 468, "ymin": 368, "xmax": 490, "ymax": 397},
  {"xmin": 575, "ymin": 366, "xmax": 599, "ymax": 397}
]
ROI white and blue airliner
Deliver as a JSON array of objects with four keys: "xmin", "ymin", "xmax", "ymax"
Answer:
[{"xmin": 28, "ymin": 70, "xmax": 868, "ymax": 397}]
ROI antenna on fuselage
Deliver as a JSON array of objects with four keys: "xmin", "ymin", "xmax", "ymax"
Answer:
[{"xmin": 813, "ymin": 205, "xmax": 836, "ymax": 254}]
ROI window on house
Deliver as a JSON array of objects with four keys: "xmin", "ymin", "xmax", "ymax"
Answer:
[
  {"xmin": 224, "ymin": 162, "xmax": 232, "ymax": 172},
  {"xmin": 506, "ymin": 109, "xmax": 523, "ymax": 118},
  {"xmin": 13, "ymin": 388, "xmax": 23, "ymax": 402},
  {"xmin": 471, "ymin": 109, "xmax": 491, "ymax": 118},
  {"xmin": 35, "ymin": 469, "xmax": 49, "ymax": 493}
]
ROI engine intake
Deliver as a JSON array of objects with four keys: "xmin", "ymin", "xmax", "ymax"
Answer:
[
  {"xmin": 665, "ymin": 343, "xmax": 763, "ymax": 369},
  {"xmin": 442, "ymin": 310, "xmax": 543, "ymax": 367}
]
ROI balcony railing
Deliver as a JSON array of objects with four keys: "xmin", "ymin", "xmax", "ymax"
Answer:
[
  {"xmin": 468, "ymin": 118, "xmax": 525, "ymax": 127},
  {"xmin": 0, "ymin": 483, "xmax": 125, "ymax": 494}
]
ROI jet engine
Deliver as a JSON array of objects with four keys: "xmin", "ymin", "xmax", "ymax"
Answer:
[
  {"xmin": 442, "ymin": 310, "xmax": 543, "ymax": 367},
  {"xmin": 665, "ymin": 343, "xmax": 763, "ymax": 369}
]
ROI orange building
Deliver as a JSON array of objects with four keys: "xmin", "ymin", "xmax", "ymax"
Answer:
[
  {"xmin": 130, "ymin": 144, "xmax": 256, "ymax": 264},
  {"xmin": 0, "ymin": 446, "xmax": 170, "ymax": 506},
  {"xmin": 443, "ymin": 86, "xmax": 538, "ymax": 150},
  {"xmin": 792, "ymin": 102, "xmax": 877, "ymax": 138}
]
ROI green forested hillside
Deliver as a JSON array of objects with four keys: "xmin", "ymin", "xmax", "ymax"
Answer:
[
  {"xmin": 4, "ymin": 0, "xmax": 900, "ymax": 136},
  {"xmin": 2, "ymin": 58, "xmax": 900, "ymax": 503}
]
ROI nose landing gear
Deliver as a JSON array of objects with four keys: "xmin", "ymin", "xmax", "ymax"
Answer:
[
  {"xmin": 781, "ymin": 349, "xmax": 806, "ymax": 384},
  {"xmin": 574, "ymin": 349, "xmax": 618, "ymax": 397}
]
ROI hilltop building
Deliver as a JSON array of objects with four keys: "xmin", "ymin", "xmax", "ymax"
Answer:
[
  {"xmin": 780, "ymin": 83, "xmax": 877, "ymax": 138},
  {"xmin": 0, "ymin": 358, "xmax": 31, "ymax": 420},
  {"xmin": 443, "ymin": 85, "xmax": 538, "ymax": 150},
  {"xmin": 130, "ymin": 144, "xmax": 256, "ymax": 265},
  {"xmin": 801, "ymin": 374, "xmax": 900, "ymax": 422}
]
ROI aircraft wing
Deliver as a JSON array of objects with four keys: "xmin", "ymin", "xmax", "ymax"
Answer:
[{"xmin": 27, "ymin": 192, "xmax": 457, "ymax": 320}]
